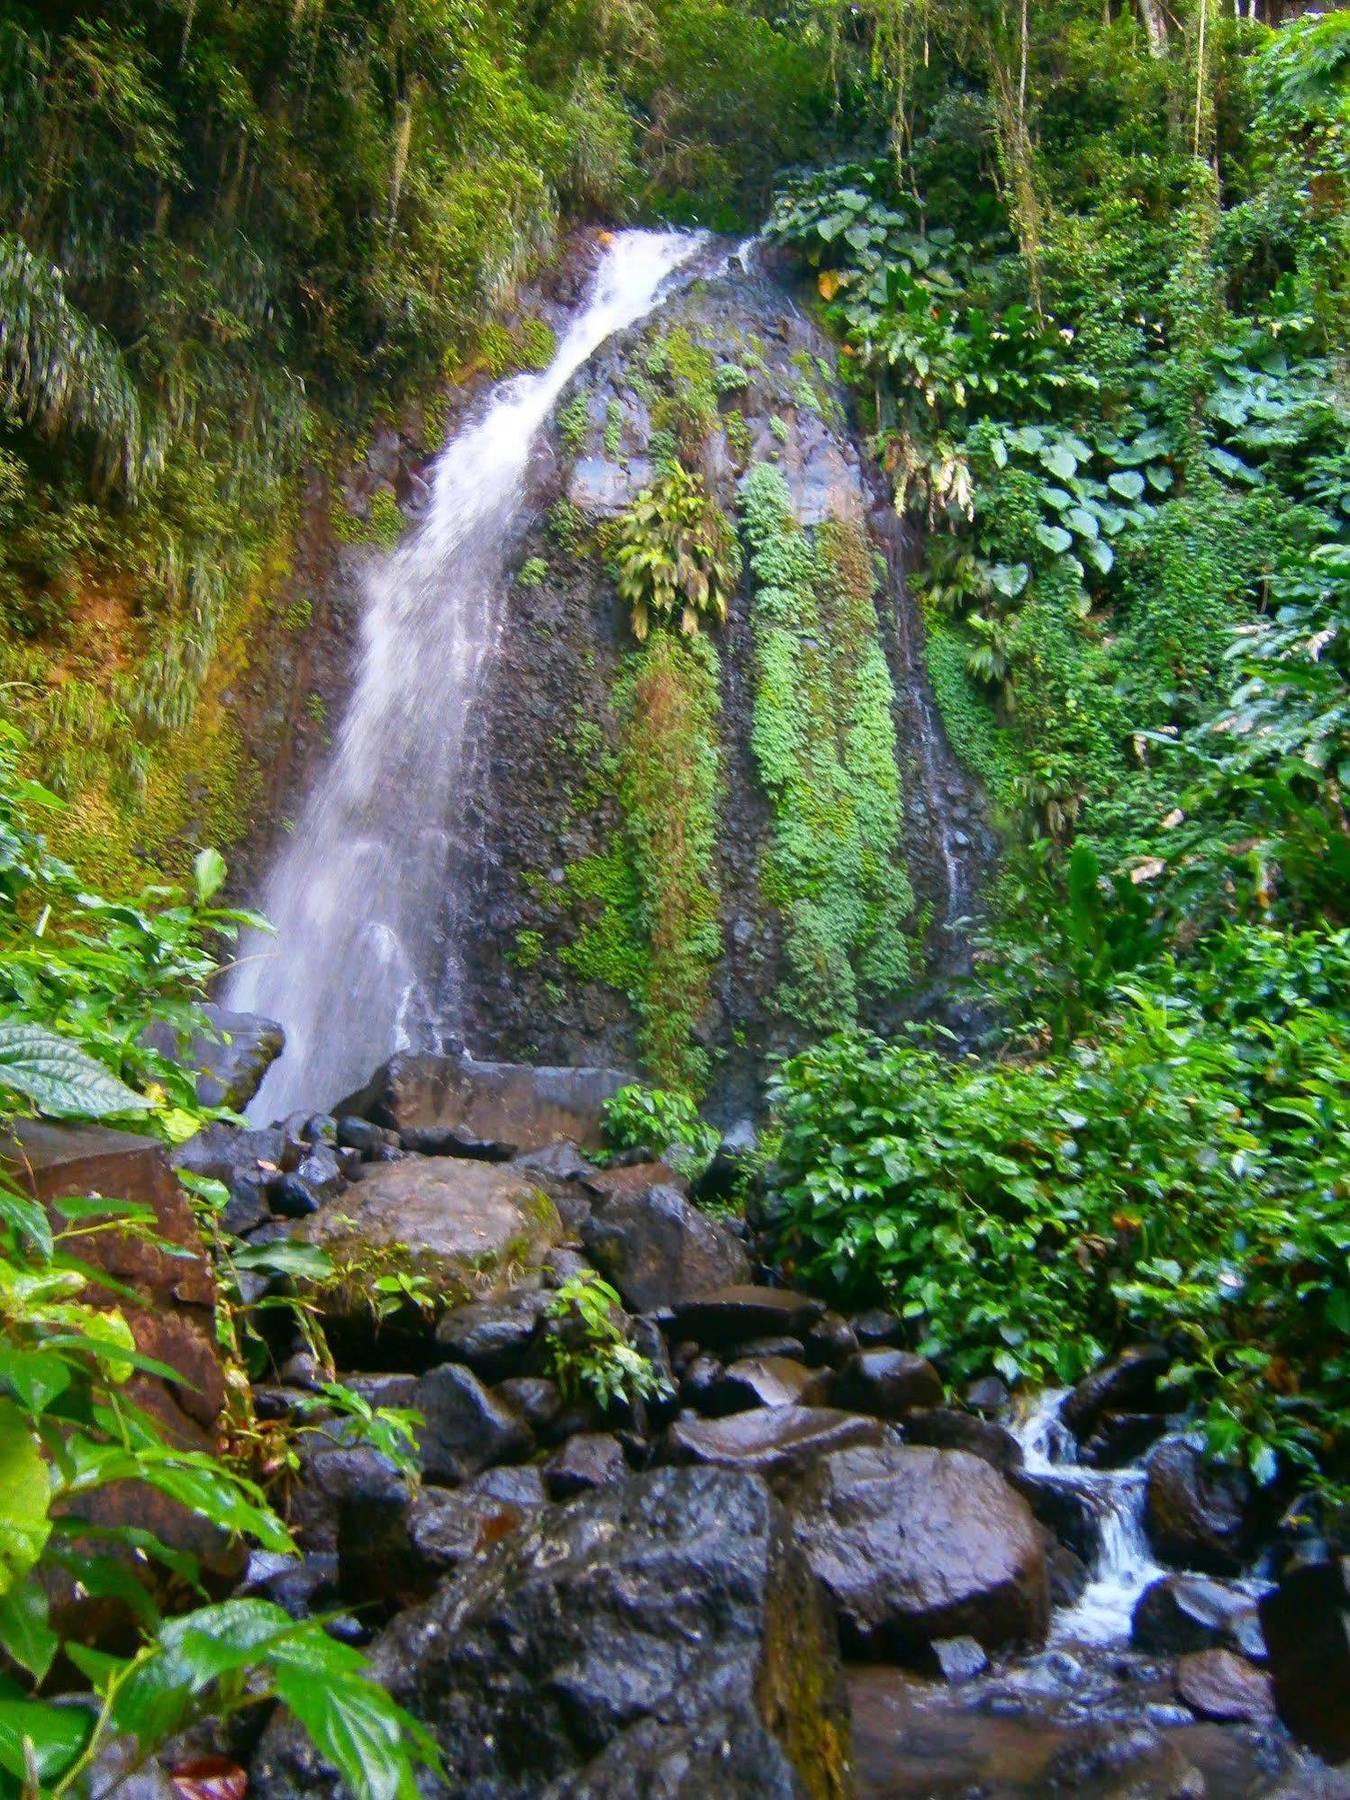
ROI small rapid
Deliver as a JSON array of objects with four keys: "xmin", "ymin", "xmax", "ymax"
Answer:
[
  {"xmin": 227, "ymin": 230, "xmax": 702, "ymax": 1119},
  {"xmin": 1012, "ymin": 1389, "xmax": 1164, "ymax": 1646}
]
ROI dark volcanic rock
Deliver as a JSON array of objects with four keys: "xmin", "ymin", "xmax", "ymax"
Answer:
[
  {"xmin": 338, "ymin": 1051, "xmax": 634, "ymax": 1152},
  {"xmin": 1060, "ymin": 1345, "xmax": 1173, "ymax": 1441},
  {"xmin": 851, "ymin": 1310, "xmax": 905, "ymax": 1349},
  {"xmin": 788, "ymin": 1445, "xmax": 1049, "ymax": 1658},
  {"xmin": 662, "ymin": 1407, "xmax": 890, "ymax": 1483},
  {"xmin": 1260, "ymin": 1545, "xmax": 1350, "ymax": 1763},
  {"xmin": 411, "ymin": 1363, "xmax": 533, "ymax": 1485},
  {"xmin": 580, "ymin": 1181, "xmax": 750, "ymax": 1312},
  {"xmin": 1174, "ymin": 1648, "xmax": 1275, "ymax": 1723},
  {"xmin": 400, "ymin": 1123, "xmax": 516, "ymax": 1160},
  {"xmin": 704, "ymin": 1356, "xmax": 830, "ymax": 1416},
  {"xmin": 493, "ymin": 1375, "xmax": 563, "ymax": 1433},
  {"xmin": 673, "ymin": 1286, "xmax": 826, "ymax": 1351},
  {"xmin": 803, "ymin": 1311, "xmax": 859, "ymax": 1370},
  {"xmin": 830, "ymin": 1349, "xmax": 942, "ymax": 1419},
  {"xmin": 251, "ymin": 1467, "xmax": 853, "ymax": 1800},
  {"xmin": 542, "ymin": 1431, "xmax": 628, "ymax": 1498},
  {"xmin": 434, "ymin": 1289, "xmax": 550, "ymax": 1382},
  {"xmin": 1078, "ymin": 1410, "xmax": 1170, "ymax": 1469},
  {"xmin": 339, "ymin": 1478, "xmax": 543, "ymax": 1611},
  {"xmin": 1131, "ymin": 1572, "xmax": 1266, "ymax": 1658},
  {"xmin": 1144, "ymin": 1437, "xmax": 1257, "ymax": 1574},
  {"xmin": 901, "ymin": 1407, "xmax": 1023, "ymax": 1474},
  {"xmin": 142, "ymin": 1003, "xmax": 284, "ymax": 1111}
]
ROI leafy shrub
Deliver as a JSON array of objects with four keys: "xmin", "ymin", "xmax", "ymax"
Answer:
[
  {"xmin": 601, "ymin": 1082, "xmax": 720, "ymax": 1173},
  {"xmin": 614, "ymin": 465, "xmax": 740, "ymax": 643},
  {"xmin": 543, "ymin": 1272, "xmax": 670, "ymax": 1409}
]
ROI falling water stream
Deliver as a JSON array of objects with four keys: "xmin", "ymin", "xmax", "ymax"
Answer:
[
  {"xmin": 1012, "ymin": 1389, "xmax": 1164, "ymax": 1645},
  {"xmin": 228, "ymin": 230, "xmax": 702, "ymax": 1118}
]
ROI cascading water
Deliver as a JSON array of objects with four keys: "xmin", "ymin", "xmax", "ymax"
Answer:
[
  {"xmin": 227, "ymin": 230, "xmax": 701, "ymax": 1119},
  {"xmin": 1013, "ymin": 1389, "xmax": 1165, "ymax": 1645}
]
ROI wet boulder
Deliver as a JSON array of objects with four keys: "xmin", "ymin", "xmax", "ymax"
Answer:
[
  {"xmin": 1174, "ymin": 1648, "xmax": 1275, "ymax": 1723},
  {"xmin": 901, "ymin": 1408, "xmax": 1023, "ymax": 1475},
  {"xmin": 434, "ymin": 1288, "xmax": 551, "ymax": 1382},
  {"xmin": 703, "ymin": 1356, "xmax": 830, "ymax": 1417},
  {"xmin": 580, "ymin": 1180, "xmax": 750, "ymax": 1312},
  {"xmin": 1144, "ymin": 1438, "xmax": 1258, "ymax": 1575},
  {"xmin": 1060, "ymin": 1345, "xmax": 1174, "ymax": 1441},
  {"xmin": 142, "ymin": 1003, "xmax": 284, "ymax": 1111},
  {"xmin": 830, "ymin": 1349, "xmax": 942, "ymax": 1419},
  {"xmin": 337, "ymin": 1051, "xmax": 635, "ymax": 1152},
  {"xmin": 662, "ymin": 1407, "xmax": 890, "ymax": 1484},
  {"xmin": 338, "ymin": 1474, "xmax": 542, "ymax": 1611},
  {"xmin": 542, "ymin": 1431, "xmax": 628, "ymax": 1498},
  {"xmin": 673, "ymin": 1285, "xmax": 826, "ymax": 1352},
  {"xmin": 1260, "ymin": 1544, "xmax": 1350, "ymax": 1764},
  {"xmin": 1131, "ymin": 1573, "xmax": 1266, "ymax": 1659},
  {"xmin": 251, "ymin": 1467, "xmax": 853, "ymax": 1800},
  {"xmin": 789, "ymin": 1445, "xmax": 1049, "ymax": 1659},
  {"xmin": 411, "ymin": 1363, "xmax": 533, "ymax": 1485}
]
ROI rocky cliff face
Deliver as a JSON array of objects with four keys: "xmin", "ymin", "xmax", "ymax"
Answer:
[{"xmin": 455, "ymin": 246, "xmax": 993, "ymax": 1109}]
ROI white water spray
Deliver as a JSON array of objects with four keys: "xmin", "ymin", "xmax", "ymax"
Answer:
[
  {"xmin": 228, "ymin": 231, "xmax": 702, "ymax": 1119},
  {"xmin": 1013, "ymin": 1389, "xmax": 1165, "ymax": 1646}
]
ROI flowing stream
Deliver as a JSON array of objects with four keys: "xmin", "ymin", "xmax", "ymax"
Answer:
[
  {"xmin": 1011, "ymin": 1389, "xmax": 1164, "ymax": 1645},
  {"xmin": 228, "ymin": 230, "xmax": 701, "ymax": 1118}
]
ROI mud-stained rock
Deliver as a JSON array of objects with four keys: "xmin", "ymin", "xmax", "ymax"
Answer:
[
  {"xmin": 338, "ymin": 1052, "xmax": 633, "ymax": 1150},
  {"xmin": 251, "ymin": 1467, "xmax": 855, "ymax": 1800},
  {"xmin": 788, "ymin": 1445, "xmax": 1049, "ymax": 1658}
]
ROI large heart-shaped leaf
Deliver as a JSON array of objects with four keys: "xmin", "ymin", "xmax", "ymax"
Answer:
[
  {"xmin": 0, "ymin": 1400, "xmax": 51, "ymax": 1594},
  {"xmin": 0, "ymin": 1021, "xmax": 149, "ymax": 1118}
]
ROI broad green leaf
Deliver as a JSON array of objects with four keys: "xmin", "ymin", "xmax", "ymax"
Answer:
[
  {"xmin": 1145, "ymin": 462, "xmax": 1174, "ymax": 491},
  {"xmin": 0, "ymin": 1399, "xmax": 51, "ymax": 1593},
  {"xmin": 1107, "ymin": 470, "xmax": 1145, "ymax": 500},
  {"xmin": 1039, "ymin": 443, "xmax": 1078, "ymax": 480},
  {"xmin": 0, "ymin": 1347, "xmax": 70, "ymax": 1416},
  {"xmin": 194, "ymin": 848, "xmax": 227, "ymax": 906},
  {"xmin": 1083, "ymin": 537, "xmax": 1115, "ymax": 576},
  {"xmin": 273, "ymin": 1668, "xmax": 421, "ymax": 1800},
  {"xmin": 231, "ymin": 1241, "xmax": 333, "ymax": 1281},
  {"xmin": 0, "ymin": 1697, "xmax": 89, "ymax": 1785},
  {"xmin": 1065, "ymin": 506, "xmax": 1099, "ymax": 539},
  {"xmin": 1036, "ymin": 523, "xmax": 1073, "ymax": 555},
  {"xmin": 0, "ymin": 1021, "xmax": 149, "ymax": 1118},
  {"xmin": 0, "ymin": 1584, "xmax": 57, "ymax": 1682}
]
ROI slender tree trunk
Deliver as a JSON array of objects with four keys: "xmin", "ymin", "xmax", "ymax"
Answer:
[{"xmin": 1138, "ymin": 0, "xmax": 1170, "ymax": 53}]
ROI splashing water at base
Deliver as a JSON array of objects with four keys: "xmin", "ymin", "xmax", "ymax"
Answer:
[
  {"xmin": 228, "ymin": 231, "xmax": 702, "ymax": 1119},
  {"xmin": 1012, "ymin": 1390, "xmax": 1165, "ymax": 1646}
]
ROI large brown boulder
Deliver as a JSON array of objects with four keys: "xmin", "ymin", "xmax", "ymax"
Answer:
[
  {"xmin": 252, "ymin": 1467, "xmax": 855, "ymax": 1799},
  {"xmin": 788, "ymin": 1445, "xmax": 1049, "ymax": 1659},
  {"xmin": 1144, "ymin": 1438, "xmax": 1258, "ymax": 1575},
  {"xmin": 1260, "ymin": 1546, "xmax": 1350, "ymax": 1763},
  {"xmin": 298, "ymin": 1155, "xmax": 564, "ymax": 1307},
  {"xmin": 337, "ymin": 1052, "xmax": 634, "ymax": 1152},
  {"xmin": 581, "ymin": 1180, "xmax": 750, "ymax": 1311}
]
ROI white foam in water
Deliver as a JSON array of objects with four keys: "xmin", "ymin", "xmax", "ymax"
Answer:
[
  {"xmin": 1012, "ymin": 1389, "xmax": 1165, "ymax": 1646},
  {"xmin": 227, "ymin": 230, "xmax": 703, "ymax": 1118}
]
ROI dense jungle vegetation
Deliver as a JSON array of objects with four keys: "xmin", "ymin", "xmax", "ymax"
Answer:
[{"xmin": 0, "ymin": 0, "xmax": 1347, "ymax": 1790}]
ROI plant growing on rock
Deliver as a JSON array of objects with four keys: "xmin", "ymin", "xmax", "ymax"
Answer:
[
  {"xmin": 614, "ymin": 465, "xmax": 740, "ymax": 643},
  {"xmin": 600, "ymin": 1082, "xmax": 720, "ymax": 1174},
  {"xmin": 543, "ymin": 1271, "xmax": 669, "ymax": 1410}
]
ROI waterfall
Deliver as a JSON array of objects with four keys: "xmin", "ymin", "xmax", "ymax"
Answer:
[
  {"xmin": 228, "ymin": 230, "xmax": 702, "ymax": 1120},
  {"xmin": 1012, "ymin": 1389, "xmax": 1165, "ymax": 1646}
]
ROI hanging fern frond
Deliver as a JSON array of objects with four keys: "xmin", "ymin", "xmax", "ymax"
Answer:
[{"xmin": 0, "ymin": 233, "xmax": 161, "ymax": 494}]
